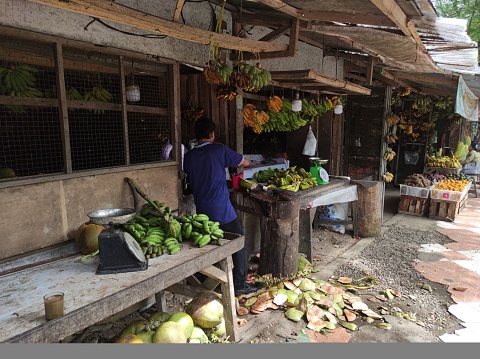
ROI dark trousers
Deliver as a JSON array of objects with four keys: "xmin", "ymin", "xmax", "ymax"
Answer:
[{"xmin": 220, "ymin": 217, "xmax": 248, "ymax": 288}]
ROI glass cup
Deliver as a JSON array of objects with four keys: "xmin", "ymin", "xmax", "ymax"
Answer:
[{"xmin": 43, "ymin": 292, "xmax": 64, "ymax": 321}]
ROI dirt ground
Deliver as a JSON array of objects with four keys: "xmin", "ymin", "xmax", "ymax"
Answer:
[{"xmin": 66, "ymin": 224, "xmax": 462, "ymax": 344}]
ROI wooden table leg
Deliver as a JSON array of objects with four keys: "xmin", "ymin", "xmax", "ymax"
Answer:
[
  {"xmin": 298, "ymin": 208, "xmax": 313, "ymax": 262},
  {"xmin": 155, "ymin": 290, "xmax": 167, "ymax": 312},
  {"xmin": 218, "ymin": 256, "xmax": 238, "ymax": 342}
]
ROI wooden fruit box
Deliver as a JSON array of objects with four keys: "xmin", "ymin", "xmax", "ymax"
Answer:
[
  {"xmin": 429, "ymin": 192, "xmax": 468, "ymax": 222},
  {"xmin": 398, "ymin": 195, "xmax": 430, "ymax": 216}
]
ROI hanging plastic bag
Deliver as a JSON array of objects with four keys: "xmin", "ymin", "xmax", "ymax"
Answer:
[
  {"xmin": 302, "ymin": 126, "xmax": 317, "ymax": 156},
  {"xmin": 161, "ymin": 141, "xmax": 173, "ymax": 160}
]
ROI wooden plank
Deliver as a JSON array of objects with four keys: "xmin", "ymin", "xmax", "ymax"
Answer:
[
  {"xmin": 173, "ymin": 0, "xmax": 186, "ymax": 22},
  {"xmin": 369, "ymin": 0, "xmax": 412, "ymax": 37},
  {"xmin": 307, "ymin": 11, "xmax": 396, "ymax": 27},
  {"xmin": 251, "ymin": 0, "xmax": 301, "ymax": 18},
  {"xmin": 199, "ymin": 265, "xmax": 228, "ymax": 283},
  {"xmin": 271, "ymin": 70, "xmax": 372, "ymax": 95},
  {"xmin": 366, "ymin": 56, "xmax": 375, "ymax": 86},
  {"xmin": 54, "ymin": 42, "xmax": 72, "ymax": 174},
  {"xmin": 28, "ymin": 0, "xmax": 288, "ymax": 53},
  {"xmin": 438, "ymin": 201, "xmax": 447, "ymax": 219},
  {"xmin": 258, "ymin": 23, "xmax": 292, "ymax": 42}
]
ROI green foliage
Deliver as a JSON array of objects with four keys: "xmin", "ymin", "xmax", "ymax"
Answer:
[{"xmin": 434, "ymin": 0, "xmax": 480, "ymax": 44}]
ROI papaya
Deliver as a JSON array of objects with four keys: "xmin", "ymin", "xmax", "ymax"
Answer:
[{"xmin": 74, "ymin": 222, "xmax": 106, "ymax": 255}]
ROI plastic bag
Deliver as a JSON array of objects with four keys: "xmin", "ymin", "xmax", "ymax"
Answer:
[
  {"xmin": 404, "ymin": 151, "xmax": 419, "ymax": 165},
  {"xmin": 302, "ymin": 126, "xmax": 317, "ymax": 156},
  {"xmin": 317, "ymin": 203, "xmax": 348, "ymax": 234},
  {"xmin": 463, "ymin": 162, "xmax": 480, "ymax": 175}
]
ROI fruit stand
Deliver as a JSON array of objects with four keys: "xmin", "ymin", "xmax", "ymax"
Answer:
[
  {"xmin": 0, "ymin": 234, "xmax": 245, "ymax": 343},
  {"xmin": 231, "ymin": 177, "xmax": 358, "ymax": 277}
]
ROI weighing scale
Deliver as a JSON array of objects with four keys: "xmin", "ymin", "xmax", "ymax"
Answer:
[
  {"xmin": 87, "ymin": 208, "xmax": 148, "ymax": 275},
  {"xmin": 309, "ymin": 157, "xmax": 329, "ymax": 185}
]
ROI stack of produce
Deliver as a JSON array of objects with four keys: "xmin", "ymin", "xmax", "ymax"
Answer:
[
  {"xmin": 123, "ymin": 200, "xmax": 225, "ymax": 258},
  {"xmin": 445, "ymin": 172, "xmax": 473, "ymax": 182},
  {"xmin": 402, "ymin": 173, "xmax": 431, "ymax": 188},
  {"xmin": 264, "ymin": 166, "xmax": 318, "ymax": 192},
  {"xmin": 433, "ymin": 179, "xmax": 470, "ymax": 192},
  {"xmin": 426, "ymin": 155, "xmax": 461, "ymax": 168},
  {"xmin": 115, "ymin": 292, "xmax": 228, "ymax": 344}
]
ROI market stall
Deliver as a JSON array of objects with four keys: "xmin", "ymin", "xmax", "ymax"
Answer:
[{"xmin": 0, "ymin": 234, "xmax": 243, "ymax": 343}]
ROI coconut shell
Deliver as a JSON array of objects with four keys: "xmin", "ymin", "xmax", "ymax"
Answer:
[{"xmin": 74, "ymin": 222, "xmax": 106, "ymax": 255}]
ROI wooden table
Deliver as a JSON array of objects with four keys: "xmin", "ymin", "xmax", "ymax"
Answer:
[
  {"xmin": 231, "ymin": 178, "xmax": 358, "ymax": 276},
  {"xmin": 0, "ymin": 233, "xmax": 243, "ymax": 343}
]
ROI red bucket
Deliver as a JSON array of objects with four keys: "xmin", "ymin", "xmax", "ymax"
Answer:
[{"xmin": 232, "ymin": 173, "xmax": 244, "ymax": 190}]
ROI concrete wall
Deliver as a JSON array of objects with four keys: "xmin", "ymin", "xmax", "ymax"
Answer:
[
  {"xmin": 0, "ymin": 0, "xmax": 342, "ymax": 74},
  {"xmin": 0, "ymin": 165, "xmax": 179, "ymax": 261},
  {"xmin": 0, "ymin": 0, "xmax": 345, "ymax": 261}
]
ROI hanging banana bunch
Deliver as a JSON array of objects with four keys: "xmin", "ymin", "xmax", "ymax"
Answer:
[{"xmin": 267, "ymin": 95, "xmax": 283, "ymax": 112}]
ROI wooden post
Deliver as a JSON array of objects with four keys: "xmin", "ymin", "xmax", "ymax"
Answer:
[
  {"xmin": 351, "ymin": 180, "xmax": 382, "ymax": 237},
  {"xmin": 256, "ymin": 194, "xmax": 301, "ymax": 277}
]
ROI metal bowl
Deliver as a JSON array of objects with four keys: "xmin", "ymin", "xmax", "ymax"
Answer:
[{"xmin": 87, "ymin": 208, "xmax": 137, "ymax": 225}]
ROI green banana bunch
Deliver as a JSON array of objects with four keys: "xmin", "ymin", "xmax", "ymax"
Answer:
[
  {"xmin": 66, "ymin": 87, "xmax": 83, "ymax": 101},
  {"xmin": 176, "ymin": 213, "xmax": 224, "ymax": 247}
]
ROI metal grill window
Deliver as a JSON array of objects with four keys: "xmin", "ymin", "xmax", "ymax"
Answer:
[{"xmin": 0, "ymin": 36, "xmax": 173, "ymax": 182}]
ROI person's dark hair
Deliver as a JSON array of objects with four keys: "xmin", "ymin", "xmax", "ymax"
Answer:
[{"xmin": 194, "ymin": 117, "xmax": 215, "ymax": 140}]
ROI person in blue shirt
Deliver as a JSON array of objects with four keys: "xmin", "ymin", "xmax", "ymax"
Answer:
[{"xmin": 183, "ymin": 117, "xmax": 261, "ymax": 296}]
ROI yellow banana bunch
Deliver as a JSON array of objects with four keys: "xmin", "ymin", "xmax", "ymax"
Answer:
[
  {"xmin": 385, "ymin": 112, "xmax": 401, "ymax": 126},
  {"xmin": 267, "ymin": 95, "xmax": 283, "ymax": 112},
  {"xmin": 382, "ymin": 172, "xmax": 394, "ymax": 183},
  {"xmin": 383, "ymin": 147, "xmax": 396, "ymax": 162},
  {"xmin": 426, "ymin": 155, "xmax": 461, "ymax": 168}
]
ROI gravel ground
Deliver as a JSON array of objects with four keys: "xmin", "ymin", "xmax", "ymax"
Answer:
[
  {"xmin": 70, "ymin": 223, "xmax": 463, "ymax": 344},
  {"xmin": 249, "ymin": 223, "xmax": 463, "ymax": 343}
]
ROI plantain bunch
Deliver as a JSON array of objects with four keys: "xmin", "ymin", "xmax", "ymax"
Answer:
[
  {"xmin": 66, "ymin": 87, "xmax": 83, "ymax": 101},
  {"xmin": 83, "ymin": 85, "xmax": 113, "ymax": 114},
  {"xmin": 241, "ymin": 62, "xmax": 271, "ymax": 93},
  {"xmin": 385, "ymin": 132, "xmax": 398, "ymax": 144},
  {"xmin": 385, "ymin": 112, "xmax": 401, "ymax": 126},
  {"xmin": 383, "ymin": 147, "xmax": 396, "ymax": 162},
  {"xmin": 266, "ymin": 95, "xmax": 283, "ymax": 112},
  {"xmin": 382, "ymin": 172, "xmax": 394, "ymax": 183},
  {"xmin": 242, "ymin": 103, "xmax": 270, "ymax": 134},
  {"xmin": 216, "ymin": 86, "xmax": 237, "ymax": 101},
  {"xmin": 265, "ymin": 166, "xmax": 318, "ymax": 192}
]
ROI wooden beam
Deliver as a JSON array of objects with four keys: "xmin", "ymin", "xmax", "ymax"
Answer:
[
  {"xmin": 258, "ymin": 23, "xmax": 291, "ymax": 42},
  {"xmin": 389, "ymin": 71, "xmax": 458, "ymax": 87},
  {"xmin": 249, "ymin": 0, "xmax": 302, "ymax": 19},
  {"xmin": 271, "ymin": 70, "xmax": 372, "ymax": 95},
  {"xmin": 366, "ymin": 56, "xmax": 375, "ymax": 86},
  {"xmin": 407, "ymin": 20, "xmax": 428, "ymax": 54},
  {"xmin": 173, "ymin": 0, "xmax": 186, "ymax": 22},
  {"xmin": 240, "ymin": 18, "xmax": 300, "ymax": 60},
  {"xmin": 306, "ymin": 11, "xmax": 396, "ymax": 27},
  {"xmin": 27, "ymin": 0, "xmax": 288, "ymax": 53},
  {"xmin": 369, "ymin": 0, "xmax": 412, "ymax": 36}
]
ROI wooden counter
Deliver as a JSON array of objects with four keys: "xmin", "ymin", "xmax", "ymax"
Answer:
[
  {"xmin": 231, "ymin": 178, "xmax": 358, "ymax": 276},
  {"xmin": 0, "ymin": 233, "xmax": 243, "ymax": 343}
]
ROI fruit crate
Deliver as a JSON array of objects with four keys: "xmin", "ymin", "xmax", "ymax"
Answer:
[
  {"xmin": 429, "ymin": 193, "xmax": 468, "ymax": 222},
  {"xmin": 430, "ymin": 182, "xmax": 471, "ymax": 202},
  {"xmin": 399, "ymin": 184, "xmax": 431, "ymax": 199},
  {"xmin": 398, "ymin": 195, "xmax": 430, "ymax": 216}
]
